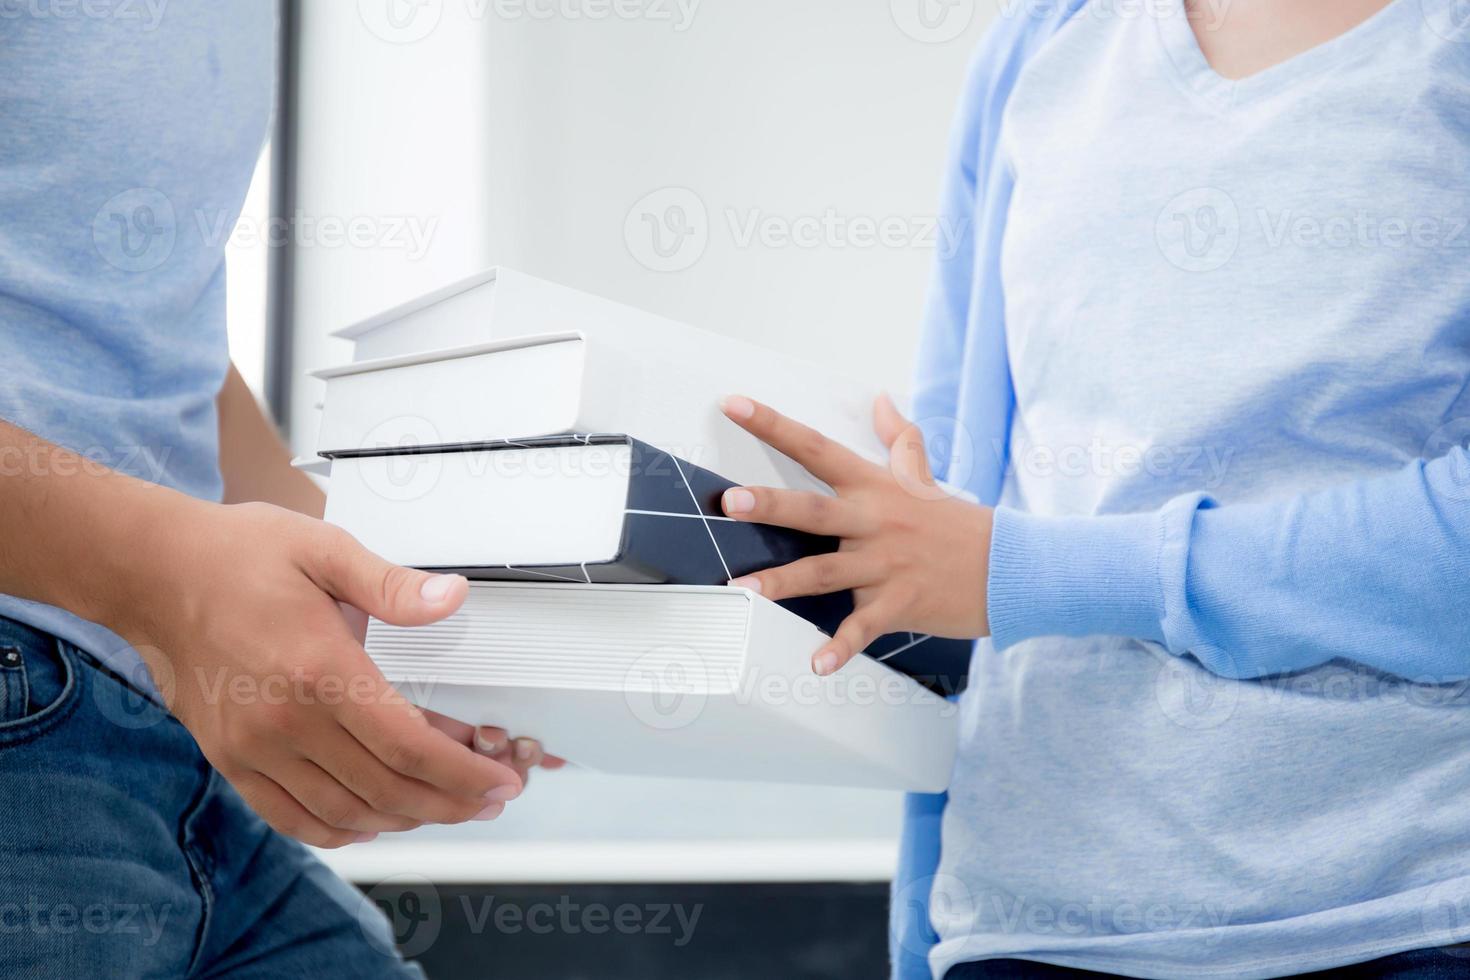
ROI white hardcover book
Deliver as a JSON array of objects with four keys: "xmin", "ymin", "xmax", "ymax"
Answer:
[
  {"xmin": 325, "ymin": 441, "xmax": 634, "ymax": 570},
  {"xmin": 365, "ymin": 583, "xmax": 958, "ymax": 792},
  {"xmin": 313, "ymin": 334, "xmax": 850, "ymax": 494},
  {"xmin": 315, "ymin": 267, "xmax": 897, "ymax": 493}
]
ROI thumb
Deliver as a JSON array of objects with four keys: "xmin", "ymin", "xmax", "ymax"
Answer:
[
  {"xmin": 310, "ymin": 530, "xmax": 469, "ymax": 627},
  {"xmin": 873, "ymin": 392, "xmax": 911, "ymax": 448},
  {"xmin": 874, "ymin": 394, "xmax": 936, "ymax": 491}
]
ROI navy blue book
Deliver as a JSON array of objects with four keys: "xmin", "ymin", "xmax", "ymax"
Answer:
[{"xmin": 325, "ymin": 435, "xmax": 971, "ymax": 695}]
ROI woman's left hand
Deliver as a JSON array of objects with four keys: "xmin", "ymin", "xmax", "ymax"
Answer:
[{"xmin": 720, "ymin": 393, "xmax": 993, "ymax": 677}]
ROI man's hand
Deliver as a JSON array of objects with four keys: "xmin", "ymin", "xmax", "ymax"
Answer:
[
  {"xmin": 437, "ymin": 716, "xmax": 568, "ymax": 788},
  {"xmin": 337, "ymin": 608, "xmax": 569, "ymax": 809},
  {"xmin": 720, "ymin": 394, "xmax": 993, "ymax": 677},
  {"xmin": 0, "ymin": 407, "xmax": 560, "ymax": 849},
  {"xmin": 115, "ymin": 499, "xmax": 528, "ymax": 848}
]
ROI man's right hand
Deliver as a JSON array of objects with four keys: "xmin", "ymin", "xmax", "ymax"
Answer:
[{"xmin": 112, "ymin": 498, "xmax": 525, "ymax": 849}]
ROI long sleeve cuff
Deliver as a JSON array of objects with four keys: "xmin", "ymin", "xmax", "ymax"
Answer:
[{"xmin": 987, "ymin": 502, "xmax": 1188, "ymax": 652}]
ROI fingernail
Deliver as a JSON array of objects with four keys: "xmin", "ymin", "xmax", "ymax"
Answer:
[
  {"xmin": 354, "ymin": 832, "xmax": 379, "ymax": 844},
  {"xmin": 727, "ymin": 576, "xmax": 763, "ymax": 595},
  {"xmin": 721, "ymin": 395, "xmax": 756, "ymax": 420},
  {"xmin": 486, "ymin": 783, "xmax": 521, "ymax": 803},
  {"xmin": 472, "ymin": 802, "xmax": 505, "ymax": 822},
  {"xmin": 723, "ymin": 489, "xmax": 755, "ymax": 515},
  {"xmin": 515, "ymin": 739, "xmax": 535, "ymax": 762},
  {"xmin": 813, "ymin": 651, "xmax": 839, "ymax": 676},
  {"xmin": 419, "ymin": 574, "xmax": 460, "ymax": 603},
  {"xmin": 474, "ymin": 729, "xmax": 506, "ymax": 755}
]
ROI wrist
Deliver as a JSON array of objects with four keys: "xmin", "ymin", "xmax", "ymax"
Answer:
[
  {"xmin": 971, "ymin": 503, "xmax": 994, "ymax": 637},
  {"xmin": 923, "ymin": 496, "xmax": 993, "ymax": 638},
  {"xmin": 83, "ymin": 480, "xmax": 211, "ymax": 643}
]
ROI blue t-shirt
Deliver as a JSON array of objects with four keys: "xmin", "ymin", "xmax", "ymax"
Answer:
[
  {"xmin": 923, "ymin": 0, "xmax": 1470, "ymax": 976},
  {"xmin": 0, "ymin": 4, "xmax": 274, "ymax": 682}
]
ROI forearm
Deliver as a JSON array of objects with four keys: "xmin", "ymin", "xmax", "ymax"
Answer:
[
  {"xmin": 988, "ymin": 448, "xmax": 1470, "ymax": 681},
  {"xmin": 5, "ymin": 385, "xmax": 544, "ymax": 847},
  {"xmin": 0, "ymin": 418, "xmax": 193, "ymax": 632},
  {"xmin": 217, "ymin": 363, "xmax": 324, "ymax": 518}
]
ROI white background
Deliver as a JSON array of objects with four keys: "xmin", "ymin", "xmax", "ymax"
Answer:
[{"xmin": 228, "ymin": 0, "xmax": 995, "ymax": 881}]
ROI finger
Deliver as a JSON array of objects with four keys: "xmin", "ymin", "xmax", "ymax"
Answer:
[
  {"xmin": 424, "ymin": 710, "xmax": 476, "ymax": 746},
  {"xmin": 473, "ymin": 726, "xmax": 509, "ymax": 756},
  {"xmin": 874, "ymin": 394, "xmax": 937, "ymax": 491},
  {"xmin": 512, "ymin": 737, "xmax": 544, "ymax": 770},
  {"xmin": 479, "ymin": 728, "xmax": 563, "ymax": 778},
  {"xmin": 721, "ymin": 395, "xmax": 873, "ymax": 488},
  {"xmin": 275, "ymin": 758, "xmax": 423, "ymax": 834},
  {"xmin": 229, "ymin": 769, "xmax": 370, "ymax": 850},
  {"xmin": 480, "ymin": 742, "xmax": 529, "ymax": 787},
  {"xmin": 720, "ymin": 486, "xmax": 872, "ymax": 537},
  {"xmin": 873, "ymin": 392, "xmax": 910, "ymax": 448},
  {"xmin": 502, "ymin": 737, "xmax": 553, "ymax": 784},
  {"xmin": 314, "ymin": 726, "xmax": 517, "ymax": 823},
  {"xmin": 305, "ymin": 527, "xmax": 468, "ymax": 627},
  {"xmin": 812, "ymin": 601, "xmax": 899, "ymax": 676},
  {"xmin": 336, "ymin": 678, "xmax": 524, "ymax": 802},
  {"xmin": 728, "ymin": 552, "xmax": 885, "ymax": 602},
  {"xmin": 511, "ymin": 743, "xmax": 567, "ymax": 771}
]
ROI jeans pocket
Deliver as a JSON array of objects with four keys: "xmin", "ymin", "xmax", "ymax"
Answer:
[{"xmin": 0, "ymin": 621, "xmax": 79, "ymax": 740}]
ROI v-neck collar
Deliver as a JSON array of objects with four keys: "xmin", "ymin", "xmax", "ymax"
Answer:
[{"xmin": 1154, "ymin": 0, "xmax": 1423, "ymax": 110}]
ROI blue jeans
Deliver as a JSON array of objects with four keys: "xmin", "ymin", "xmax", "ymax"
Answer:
[{"xmin": 0, "ymin": 615, "xmax": 422, "ymax": 978}]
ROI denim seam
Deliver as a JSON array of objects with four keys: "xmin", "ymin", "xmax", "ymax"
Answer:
[
  {"xmin": 64, "ymin": 641, "xmax": 168, "ymax": 710},
  {"xmin": 0, "ymin": 644, "xmax": 26, "ymax": 724},
  {"xmin": 0, "ymin": 641, "xmax": 81, "ymax": 747},
  {"xmin": 180, "ymin": 768, "xmax": 219, "ymax": 978}
]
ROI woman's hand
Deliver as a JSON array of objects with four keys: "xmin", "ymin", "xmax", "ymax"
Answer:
[{"xmin": 720, "ymin": 394, "xmax": 993, "ymax": 676}]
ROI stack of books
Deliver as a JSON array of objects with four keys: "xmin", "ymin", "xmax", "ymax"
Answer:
[{"xmin": 311, "ymin": 267, "xmax": 966, "ymax": 792}]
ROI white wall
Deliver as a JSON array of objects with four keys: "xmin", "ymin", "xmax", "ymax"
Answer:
[
  {"xmin": 225, "ymin": 144, "xmax": 274, "ymax": 397},
  {"xmin": 293, "ymin": 0, "xmax": 993, "ymax": 879}
]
